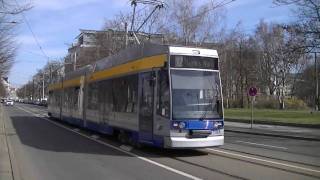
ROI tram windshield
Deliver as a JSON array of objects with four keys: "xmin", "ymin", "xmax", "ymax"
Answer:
[{"xmin": 171, "ymin": 69, "xmax": 222, "ymax": 119}]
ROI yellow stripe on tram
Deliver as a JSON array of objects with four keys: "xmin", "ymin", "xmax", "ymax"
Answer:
[
  {"xmin": 88, "ymin": 54, "xmax": 167, "ymax": 83},
  {"xmin": 48, "ymin": 54, "xmax": 167, "ymax": 90},
  {"xmin": 48, "ymin": 83, "xmax": 63, "ymax": 91},
  {"xmin": 63, "ymin": 77, "xmax": 81, "ymax": 89}
]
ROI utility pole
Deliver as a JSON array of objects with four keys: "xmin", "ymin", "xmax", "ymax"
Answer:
[
  {"xmin": 239, "ymin": 41, "xmax": 244, "ymax": 108},
  {"xmin": 73, "ymin": 52, "xmax": 77, "ymax": 71},
  {"xmin": 315, "ymin": 52, "xmax": 319, "ymax": 111},
  {"xmin": 125, "ymin": 22, "xmax": 128, "ymax": 48},
  {"xmin": 49, "ymin": 64, "xmax": 52, "ymax": 83},
  {"xmin": 42, "ymin": 73, "xmax": 45, "ymax": 101},
  {"xmin": 24, "ymin": 85, "xmax": 26, "ymax": 99},
  {"xmin": 32, "ymin": 78, "xmax": 34, "ymax": 101}
]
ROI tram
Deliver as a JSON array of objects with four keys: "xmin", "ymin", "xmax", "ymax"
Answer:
[{"xmin": 48, "ymin": 43, "xmax": 224, "ymax": 148}]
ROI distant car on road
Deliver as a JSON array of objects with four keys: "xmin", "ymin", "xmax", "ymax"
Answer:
[
  {"xmin": 5, "ymin": 100, "xmax": 14, "ymax": 106},
  {"xmin": 34, "ymin": 101, "xmax": 41, "ymax": 105},
  {"xmin": 40, "ymin": 100, "xmax": 47, "ymax": 107}
]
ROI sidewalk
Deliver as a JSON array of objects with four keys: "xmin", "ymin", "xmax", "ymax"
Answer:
[
  {"xmin": 225, "ymin": 121, "xmax": 320, "ymax": 141},
  {"xmin": 0, "ymin": 104, "xmax": 13, "ymax": 180}
]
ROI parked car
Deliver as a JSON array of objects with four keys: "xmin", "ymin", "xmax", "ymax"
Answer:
[
  {"xmin": 5, "ymin": 100, "xmax": 14, "ymax": 106},
  {"xmin": 34, "ymin": 101, "xmax": 41, "ymax": 105},
  {"xmin": 40, "ymin": 100, "xmax": 48, "ymax": 107}
]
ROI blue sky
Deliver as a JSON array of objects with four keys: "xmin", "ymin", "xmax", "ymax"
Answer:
[{"xmin": 9, "ymin": 0, "xmax": 294, "ymax": 87}]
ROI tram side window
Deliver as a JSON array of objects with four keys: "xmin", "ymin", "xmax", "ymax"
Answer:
[
  {"xmin": 127, "ymin": 75, "xmax": 138, "ymax": 113},
  {"xmin": 112, "ymin": 75, "xmax": 138, "ymax": 113},
  {"xmin": 53, "ymin": 91, "xmax": 57, "ymax": 106},
  {"xmin": 112, "ymin": 78, "xmax": 124, "ymax": 112},
  {"xmin": 56, "ymin": 91, "xmax": 61, "ymax": 107},
  {"xmin": 66, "ymin": 88, "xmax": 73, "ymax": 109},
  {"xmin": 54, "ymin": 91, "xmax": 58, "ymax": 106},
  {"xmin": 52, "ymin": 91, "xmax": 57, "ymax": 107},
  {"xmin": 48, "ymin": 91, "xmax": 53, "ymax": 105},
  {"xmin": 73, "ymin": 87, "xmax": 79, "ymax": 110},
  {"xmin": 88, "ymin": 83, "xmax": 98, "ymax": 110},
  {"xmin": 102, "ymin": 80, "xmax": 113, "ymax": 115},
  {"xmin": 63, "ymin": 89, "xmax": 69, "ymax": 108},
  {"xmin": 157, "ymin": 70, "xmax": 170, "ymax": 118}
]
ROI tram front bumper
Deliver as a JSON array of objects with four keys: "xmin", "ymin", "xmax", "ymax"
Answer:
[{"xmin": 164, "ymin": 135, "xmax": 224, "ymax": 148}]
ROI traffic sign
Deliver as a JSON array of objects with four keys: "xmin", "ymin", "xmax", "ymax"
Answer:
[{"xmin": 248, "ymin": 87, "xmax": 257, "ymax": 97}]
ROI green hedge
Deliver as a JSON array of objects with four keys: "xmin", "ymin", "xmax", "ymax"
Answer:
[
  {"xmin": 224, "ymin": 96, "xmax": 309, "ymax": 110},
  {"xmin": 284, "ymin": 98, "xmax": 309, "ymax": 110}
]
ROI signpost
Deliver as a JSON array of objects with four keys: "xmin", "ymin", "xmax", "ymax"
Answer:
[{"xmin": 248, "ymin": 87, "xmax": 257, "ymax": 129}]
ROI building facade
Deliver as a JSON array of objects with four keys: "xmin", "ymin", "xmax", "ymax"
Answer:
[{"xmin": 64, "ymin": 29, "xmax": 165, "ymax": 73}]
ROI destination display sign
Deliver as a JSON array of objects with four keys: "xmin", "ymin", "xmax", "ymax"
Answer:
[{"xmin": 170, "ymin": 55, "xmax": 218, "ymax": 70}]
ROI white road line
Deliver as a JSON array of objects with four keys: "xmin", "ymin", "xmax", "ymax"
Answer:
[
  {"xmin": 91, "ymin": 135, "xmax": 99, "ymax": 139},
  {"xmin": 236, "ymin": 140, "xmax": 288, "ymax": 150},
  {"xmin": 15, "ymin": 106, "xmax": 202, "ymax": 180},
  {"xmin": 206, "ymin": 148, "xmax": 320, "ymax": 174},
  {"xmin": 120, "ymin": 145, "xmax": 133, "ymax": 152}
]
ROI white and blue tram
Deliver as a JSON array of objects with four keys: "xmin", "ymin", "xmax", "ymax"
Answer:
[{"xmin": 48, "ymin": 44, "xmax": 224, "ymax": 148}]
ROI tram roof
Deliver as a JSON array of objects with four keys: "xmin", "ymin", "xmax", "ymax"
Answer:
[{"xmin": 64, "ymin": 43, "xmax": 218, "ymax": 81}]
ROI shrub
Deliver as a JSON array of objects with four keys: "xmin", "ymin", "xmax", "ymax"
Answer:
[
  {"xmin": 224, "ymin": 99, "xmax": 247, "ymax": 108},
  {"xmin": 255, "ymin": 97, "xmax": 279, "ymax": 109},
  {"xmin": 224, "ymin": 96, "xmax": 309, "ymax": 110},
  {"xmin": 285, "ymin": 98, "xmax": 308, "ymax": 110}
]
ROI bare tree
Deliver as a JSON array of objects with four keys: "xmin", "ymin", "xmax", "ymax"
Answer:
[
  {"xmin": 155, "ymin": 0, "xmax": 229, "ymax": 45},
  {"xmin": 293, "ymin": 62, "xmax": 319, "ymax": 106},
  {"xmin": 103, "ymin": 11, "xmax": 131, "ymax": 31},
  {"xmin": 274, "ymin": 0, "xmax": 320, "ymax": 52},
  {"xmin": 17, "ymin": 60, "xmax": 63, "ymax": 100},
  {"xmin": 219, "ymin": 22, "xmax": 260, "ymax": 108},
  {"xmin": 102, "ymin": 0, "xmax": 231, "ymax": 46},
  {"xmin": 0, "ymin": 0, "xmax": 31, "ymax": 96},
  {"xmin": 255, "ymin": 20, "xmax": 305, "ymax": 109}
]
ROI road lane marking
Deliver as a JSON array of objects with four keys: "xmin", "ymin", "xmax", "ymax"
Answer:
[
  {"xmin": 236, "ymin": 140, "xmax": 288, "ymax": 150},
  {"xmin": 91, "ymin": 135, "xmax": 99, "ymax": 139},
  {"xmin": 120, "ymin": 145, "xmax": 133, "ymax": 152},
  {"xmin": 206, "ymin": 148, "xmax": 320, "ymax": 175},
  {"xmin": 15, "ymin": 106, "xmax": 202, "ymax": 180}
]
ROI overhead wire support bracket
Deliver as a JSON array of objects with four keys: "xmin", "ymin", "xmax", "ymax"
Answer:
[
  {"xmin": 130, "ymin": 0, "xmax": 137, "ymax": 32},
  {"xmin": 129, "ymin": 0, "xmax": 164, "ymax": 45},
  {"xmin": 135, "ymin": 3, "xmax": 163, "ymax": 33}
]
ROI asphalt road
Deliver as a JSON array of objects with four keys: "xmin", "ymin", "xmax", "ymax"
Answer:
[{"xmin": 2, "ymin": 103, "xmax": 320, "ymax": 180}]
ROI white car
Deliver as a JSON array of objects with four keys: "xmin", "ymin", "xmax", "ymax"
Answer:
[{"xmin": 5, "ymin": 100, "xmax": 14, "ymax": 106}]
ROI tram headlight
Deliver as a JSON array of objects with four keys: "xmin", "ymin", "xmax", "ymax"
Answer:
[
  {"xmin": 173, "ymin": 122, "xmax": 179, "ymax": 128},
  {"xmin": 178, "ymin": 122, "xmax": 186, "ymax": 129},
  {"xmin": 214, "ymin": 121, "xmax": 223, "ymax": 129}
]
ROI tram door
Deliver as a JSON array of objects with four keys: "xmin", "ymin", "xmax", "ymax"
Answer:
[{"xmin": 139, "ymin": 72, "xmax": 155, "ymax": 142}]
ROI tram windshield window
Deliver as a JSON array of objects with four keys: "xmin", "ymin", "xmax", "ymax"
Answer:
[{"xmin": 171, "ymin": 70, "xmax": 222, "ymax": 119}]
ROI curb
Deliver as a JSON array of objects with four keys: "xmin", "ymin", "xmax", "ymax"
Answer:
[
  {"xmin": 225, "ymin": 128, "xmax": 320, "ymax": 142},
  {"xmin": 225, "ymin": 118, "xmax": 320, "ymax": 129},
  {"xmin": 0, "ymin": 104, "xmax": 14, "ymax": 180}
]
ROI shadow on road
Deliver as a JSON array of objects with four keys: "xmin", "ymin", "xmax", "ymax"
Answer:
[
  {"xmin": 9, "ymin": 115, "xmax": 208, "ymax": 158},
  {"xmin": 10, "ymin": 115, "xmax": 129, "ymax": 157}
]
